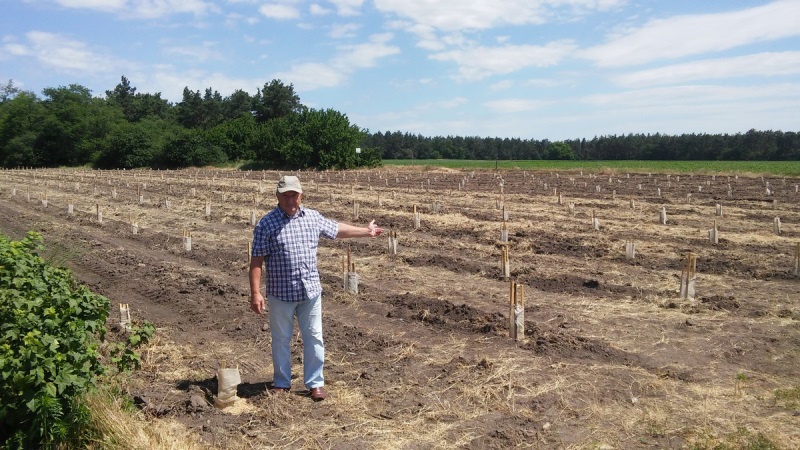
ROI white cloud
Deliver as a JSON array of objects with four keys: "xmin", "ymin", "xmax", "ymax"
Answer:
[
  {"xmin": 272, "ymin": 33, "xmax": 400, "ymax": 91},
  {"xmin": 374, "ymin": 0, "xmax": 624, "ymax": 32},
  {"xmin": 0, "ymin": 37, "xmax": 31, "ymax": 59},
  {"xmin": 22, "ymin": 31, "xmax": 124, "ymax": 74},
  {"xmin": 309, "ymin": 3, "xmax": 331, "ymax": 15},
  {"xmin": 54, "ymin": 0, "xmax": 217, "ymax": 18},
  {"xmin": 571, "ymin": 82, "xmax": 800, "ymax": 137},
  {"xmin": 333, "ymin": 33, "xmax": 399, "ymax": 69},
  {"xmin": 259, "ymin": 3, "xmax": 301, "ymax": 20},
  {"xmin": 615, "ymin": 51, "xmax": 800, "ymax": 88},
  {"xmin": 431, "ymin": 40, "xmax": 577, "ymax": 81},
  {"xmin": 402, "ymin": 22, "xmax": 444, "ymax": 51},
  {"xmin": 522, "ymin": 76, "xmax": 576, "ymax": 88},
  {"xmin": 143, "ymin": 65, "xmax": 264, "ymax": 100},
  {"xmin": 162, "ymin": 42, "xmax": 223, "ymax": 62},
  {"xmin": 273, "ymin": 62, "xmax": 347, "ymax": 90},
  {"xmin": 415, "ymin": 97, "xmax": 467, "ymax": 111},
  {"xmin": 489, "ymin": 80, "xmax": 514, "ymax": 91},
  {"xmin": 484, "ymin": 98, "xmax": 540, "ymax": 113},
  {"xmin": 329, "ymin": 23, "xmax": 361, "ymax": 39},
  {"xmin": 329, "ymin": 0, "xmax": 364, "ymax": 16},
  {"xmin": 582, "ymin": 83, "xmax": 800, "ymax": 111},
  {"xmin": 54, "ymin": 0, "xmax": 126, "ymax": 12},
  {"xmin": 582, "ymin": 0, "xmax": 800, "ymax": 67}
]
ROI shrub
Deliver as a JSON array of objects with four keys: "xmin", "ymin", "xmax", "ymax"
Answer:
[{"xmin": 0, "ymin": 232, "xmax": 110, "ymax": 448}]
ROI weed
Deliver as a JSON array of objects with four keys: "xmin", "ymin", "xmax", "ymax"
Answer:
[
  {"xmin": 735, "ymin": 372, "xmax": 748, "ymax": 397},
  {"xmin": 772, "ymin": 386, "xmax": 800, "ymax": 410},
  {"xmin": 689, "ymin": 427, "xmax": 780, "ymax": 450}
]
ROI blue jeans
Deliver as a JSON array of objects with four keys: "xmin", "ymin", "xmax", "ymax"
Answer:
[{"xmin": 267, "ymin": 293, "xmax": 325, "ymax": 390}]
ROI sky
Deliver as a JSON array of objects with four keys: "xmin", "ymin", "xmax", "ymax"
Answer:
[{"xmin": 2, "ymin": 0, "xmax": 799, "ymax": 141}]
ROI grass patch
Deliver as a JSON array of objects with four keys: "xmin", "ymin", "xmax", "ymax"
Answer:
[
  {"xmin": 382, "ymin": 160, "xmax": 800, "ymax": 176},
  {"xmin": 689, "ymin": 427, "xmax": 780, "ymax": 450},
  {"xmin": 773, "ymin": 386, "xmax": 800, "ymax": 409},
  {"xmin": 82, "ymin": 386, "xmax": 206, "ymax": 450}
]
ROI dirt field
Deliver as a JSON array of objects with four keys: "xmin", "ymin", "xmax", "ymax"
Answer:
[{"xmin": 0, "ymin": 167, "xmax": 798, "ymax": 449}]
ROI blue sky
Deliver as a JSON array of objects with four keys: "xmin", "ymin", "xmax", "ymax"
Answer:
[{"xmin": 2, "ymin": 0, "xmax": 799, "ymax": 140}]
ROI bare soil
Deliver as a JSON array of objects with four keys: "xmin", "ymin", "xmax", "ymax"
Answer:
[{"xmin": 0, "ymin": 168, "xmax": 798, "ymax": 449}]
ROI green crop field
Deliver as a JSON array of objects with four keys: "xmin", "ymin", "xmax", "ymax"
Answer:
[{"xmin": 382, "ymin": 159, "xmax": 800, "ymax": 176}]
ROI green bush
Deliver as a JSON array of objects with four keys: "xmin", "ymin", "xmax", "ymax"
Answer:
[
  {"xmin": 160, "ymin": 130, "xmax": 228, "ymax": 168},
  {"xmin": 0, "ymin": 232, "xmax": 110, "ymax": 449}
]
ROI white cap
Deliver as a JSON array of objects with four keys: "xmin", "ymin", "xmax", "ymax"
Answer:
[{"xmin": 276, "ymin": 175, "xmax": 303, "ymax": 193}]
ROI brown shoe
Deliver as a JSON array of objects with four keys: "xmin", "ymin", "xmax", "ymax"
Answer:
[
  {"xmin": 269, "ymin": 387, "xmax": 289, "ymax": 394},
  {"xmin": 310, "ymin": 387, "xmax": 327, "ymax": 401}
]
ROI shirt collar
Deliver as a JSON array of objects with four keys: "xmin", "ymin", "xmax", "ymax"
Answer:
[{"xmin": 278, "ymin": 205, "xmax": 305, "ymax": 219}]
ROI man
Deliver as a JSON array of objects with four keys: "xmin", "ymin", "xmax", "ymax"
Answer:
[{"xmin": 249, "ymin": 175, "xmax": 383, "ymax": 401}]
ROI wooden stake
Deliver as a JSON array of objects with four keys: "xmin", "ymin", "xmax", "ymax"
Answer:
[
  {"xmin": 119, "ymin": 303, "xmax": 131, "ymax": 331},
  {"xmin": 509, "ymin": 281, "xmax": 525, "ymax": 341},
  {"xmin": 625, "ymin": 241, "xmax": 636, "ymax": 261},
  {"xmin": 341, "ymin": 255, "xmax": 347, "ymax": 289},
  {"xmin": 387, "ymin": 229, "xmax": 398, "ymax": 255},
  {"xmin": 680, "ymin": 253, "xmax": 697, "ymax": 300},
  {"xmin": 794, "ymin": 243, "xmax": 800, "ymax": 277},
  {"xmin": 514, "ymin": 284, "xmax": 524, "ymax": 342},
  {"xmin": 709, "ymin": 220, "xmax": 719, "ymax": 244},
  {"xmin": 508, "ymin": 281, "xmax": 515, "ymax": 335},
  {"xmin": 183, "ymin": 229, "xmax": 192, "ymax": 251},
  {"xmin": 501, "ymin": 244, "xmax": 510, "ymax": 280}
]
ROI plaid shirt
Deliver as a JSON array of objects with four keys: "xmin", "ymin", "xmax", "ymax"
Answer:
[{"xmin": 252, "ymin": 205, "xmax": 338, "ymax": 301}]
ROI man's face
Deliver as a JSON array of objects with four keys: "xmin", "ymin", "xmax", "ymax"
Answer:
[{"xmin": 277, "ymin": 190, "xmax": 302, "ymax": 216}]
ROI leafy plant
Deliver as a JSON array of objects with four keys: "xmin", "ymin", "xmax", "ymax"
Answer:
[
  {"xmin": 0, "ymin": 231, "xmax": 109, "ymax": 448},
  {"xmin": 109, "ymin": 322, "xmax": 156, "ymax": 373}
]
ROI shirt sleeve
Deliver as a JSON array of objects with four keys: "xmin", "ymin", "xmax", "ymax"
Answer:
[
  {"xmin": 251, "ymin": 222, "xmax": 269, "ymax": 257},
  {"xmin": 318, "ymin": 214, "xmax": 338, "ymax": 240}
]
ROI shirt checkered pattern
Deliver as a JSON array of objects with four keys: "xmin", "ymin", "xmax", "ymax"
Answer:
[{"xmin": 251, "ymin": 205, "xmax": 338, "ymax": 301}]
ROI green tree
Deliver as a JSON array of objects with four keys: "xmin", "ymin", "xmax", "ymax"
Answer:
[
  {"xmin": 105, "ymin": 76, "xmax": 136, "ymax": 121},
  {"xmin": 37, "ymin": 85, "xmax": 119, "ymax": 166},
  {"xmin": 252, "ymin": 80, "xmax": 304, "ymax": 123},
  {"xmin": 222, "ymin": 89, "xmax": 253, "ymax": 121},
  {"xmin": 106, "ymin": 77, "xmax": 173, "ymax": 123},
  {"xmin": 0, "ymin": 91, "xmax": 45, "ymax": 167},
  {"xmin": 204, "ymin": 114, "xmax": 258, "ymax": 162},
  {"xmin": 250, "ymin": 117, "xmax": 291, "ymax": 166},
  {"xmin": 95, "ymin": 124, "xmax": 157, "ymax": 169},
  {"xmin": 175, "ymin": 87, "xmax": 204, "ymax": 129},
  {"xmin": 292, "ymin": 108, "xmax": 366, "ymax": 170},
  {"xmin": 201, "ymin": 88, "xmax": 224, "ymax": 129},
  {"xmin": 0, "ymin": 80, "xmax": 21, "ymax": 103},
  {"xmin": 546, "ymin": 141, "xmax": 575, "ymax": 160},
  {"xmin": 160, "ymin": 129, "xmax": 227, "ymax": 168}
]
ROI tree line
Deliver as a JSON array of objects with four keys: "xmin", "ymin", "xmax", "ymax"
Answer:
[
  {"xmin": 365, "ymin": 129, "xmax": 800, "ymax": 161},
  {"xmin": 0, "ymin": 77, "xmax": 380, "ymax": 170},
  {"xmin": 1, "ymin": 77, "xmax": 797, "ymax": 170}
]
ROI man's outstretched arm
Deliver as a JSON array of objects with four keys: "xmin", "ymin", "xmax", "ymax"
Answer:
[{"xmin": 337, "ymin": 220, "xmax": 384, "ymax": 238}]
